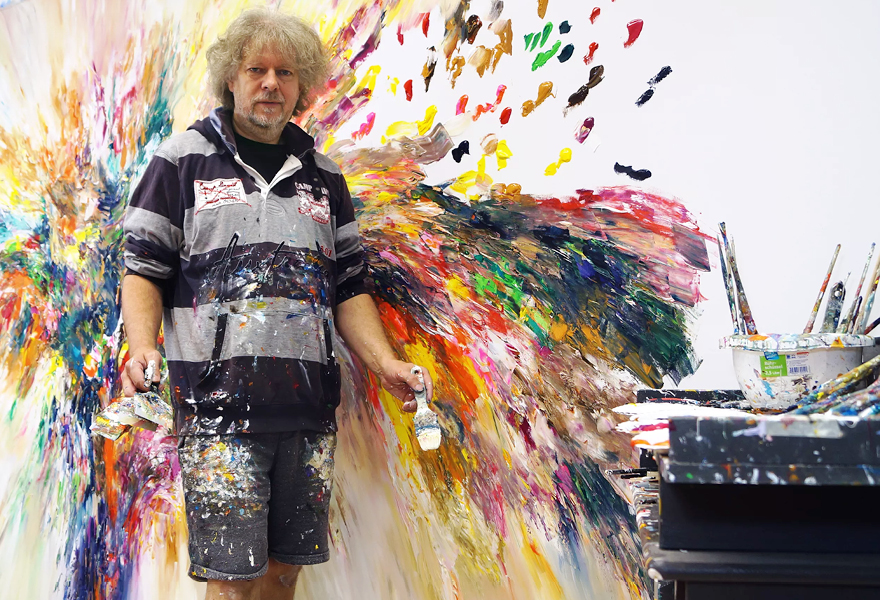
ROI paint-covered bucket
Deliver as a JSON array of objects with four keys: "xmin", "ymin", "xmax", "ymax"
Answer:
[{"xmin": 721, "ymin": 334, "xmax": 875, "ymax": 409}]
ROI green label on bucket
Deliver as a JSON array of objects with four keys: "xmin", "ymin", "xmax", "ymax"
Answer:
[{"xmin": 760, "ymin": 353, "xmax": 787, "ymax": 378}]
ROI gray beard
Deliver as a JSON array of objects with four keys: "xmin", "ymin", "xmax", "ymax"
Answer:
[{"xmin": 247, "ymin": 111, "xmax": 287, "ymax": 129}]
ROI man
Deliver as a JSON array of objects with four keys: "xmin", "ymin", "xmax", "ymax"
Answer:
[{"xmin": 120, "ymin": 8, "xmax": 433, "ymax": 600}]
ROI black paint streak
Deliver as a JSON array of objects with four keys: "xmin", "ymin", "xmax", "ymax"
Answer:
[
  {"xmin": 558, "ymin": 43, "xmax": 575, "ymax": 63},
  {"xmin": 635, "ymin": 89, "xmax": 654, "ymax": 107},
  {"xmin": 565, "ymin": 65, "xmax": 604, "ymax": 111},
  {"xmin": 614, "ymin": 162, "xmax": 652, "ymax": 181},
  {"xmin": 648, "ymin": 65, "xmax": 673, "ymax": 86},
  {"xmin": 559, "ymin": 20, "xmax": 571, "ymax": 34},
  {"xmin": 452, "ymin": 140, "xmax": 470, "ymax": 163},
  {"xmin": 636, "ymin": 65, "xmax": 672, "ymax": 107}
]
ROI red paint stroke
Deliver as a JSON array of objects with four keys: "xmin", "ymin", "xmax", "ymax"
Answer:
[
  {"xmin": 624, "ymin": 19, "xmax": 644, "ymax": 48},
  {"xmin": 472, "ymin": 85, "xmax": 507, "ymax": 121},
  {"xmin": 583, "ymin": 41, "xmax": 599, "ymax": 65},
  {"xmin": 351, "ymin": 112, "xmax": 375, "ymax": 140},
  {"xmin": 404, "ymin": 79, "xmax": 413, "ymax": 101},
  {"xmin": 397, "ymin": 24, "xmax": 404, "ymax": 45},
  {"xmin": 500, "ymin": 107, "xmax": 512, "ymax": 125},
  {"xmin": 421, "ymin": 12, "xmax": 430, "ymax": 36},
  {"xmin": 456, "ymin": 95, "xmax": 469, "ymax": 115},
  {"xmin": 590, "ymin": 7, "xmax": 601, "ymax": 23}
]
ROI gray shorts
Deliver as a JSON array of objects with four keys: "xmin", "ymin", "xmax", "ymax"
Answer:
[{"xmin": 177, "ymin": 431, "xmax": 336, "ymax": 581}]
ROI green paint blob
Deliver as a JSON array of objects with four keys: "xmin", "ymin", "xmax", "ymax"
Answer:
[
  {"xmin": 529, "ymin": 32, "xmax": 541, "ymax": 52},
  {"xmin": 540, "ymin": 22, "xmax": 553, "ymax": 47},
  {"xmin": 524, "ymin": 33, "xmax": 534, "ymax": 50},
  {"xmin": 531, "ymin": 40, "xmax": 562, "ymax": 71}
]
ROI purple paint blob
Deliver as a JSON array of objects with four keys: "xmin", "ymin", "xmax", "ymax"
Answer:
[{"xmin": 575, "ymin": 117, "xmax": 594, "ymax": 143}]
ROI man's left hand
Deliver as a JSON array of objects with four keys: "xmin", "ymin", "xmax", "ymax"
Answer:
[{"xmin": 378, "ymin": 359, "xmax": 433, "ymax": 413}]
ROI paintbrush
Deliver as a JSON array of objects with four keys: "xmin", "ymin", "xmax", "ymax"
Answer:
[
  {"xmin": 847, "ymin": 297, "xmax": 863, "ymax": 334},
  {"xmin": 803, "ymin": 244, "xmax": 840, "ymax": 334},
  {"xmin": 857, "ymin": 254, "xmax": 880, "ymax": 334},
  {"xmin": 715, "ymin": 236, "xmax": 740, "ymax": 334},
  {"xmin": 819, "ymin": 280, "xmax": 846, "ymax": 333},
  {"xmin": 793, "ymin": 352, "xmax": 880, "ymax": 412},
  {"xmin": 839, "ymin": 243, "xmax": 874, "ymax": 333},
  {"xmin": 718, "ymin": 223, "xmax": 757, "ymax": 335},
  {"xmin": 411, "ymin": 366, "xmax": 441, "ymax": 451}
]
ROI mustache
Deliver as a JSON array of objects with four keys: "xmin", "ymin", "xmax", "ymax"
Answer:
[{"xmin": 253, "ymin": 95, "xmax": 284, "ymax": 103}]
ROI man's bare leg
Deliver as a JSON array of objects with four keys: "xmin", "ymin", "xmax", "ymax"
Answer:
[
  {"xmin": 259, "ymin": 558, "xmax": 302, "ymax": 600},
  {"xmin": 205, "ymin": 578, "xmax": 261, "ymax": 600}
]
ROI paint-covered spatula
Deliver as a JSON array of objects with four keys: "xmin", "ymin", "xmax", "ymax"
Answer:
[{"xmin": 411, "ymin": 366, "xmax": 441, "ymax": 451}]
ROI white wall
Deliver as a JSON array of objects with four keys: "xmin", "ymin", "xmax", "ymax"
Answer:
[{"xmin": 341, "ymin": 0, "xmax": 880, "ymax": 390}]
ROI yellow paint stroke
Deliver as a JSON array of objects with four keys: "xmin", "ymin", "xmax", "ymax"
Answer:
[
  {"xmin": 450, "ymin": 155, "xmax": 493, "ymax": 200},
  {"xmin": 521, "ymin": 81, "xmax": 554, "ymax": 116},
  {"xmin": 447, "ymin": 276, "xmax": 471, "ymax": 300},
  {"xmin": 385, "ymin": 105, "xmax": 438, "ymax": 138},
  {"xmin": 387, "ymin": 76, "xmax": 399, "ymax": 94},
  {"xmin": 520, "ymin": 521, "xmax": 565, "ymax": 600},
  {"xmin": 495, "ymin": 140, "xmax": 513, "ymax": 169},
  {"xmin": 544, "ymin": 148, "xmax": 572, "ymax": 176},
  {"xmin": 352, "ymin": 65, "xmax": 382, "ymax": 97}
]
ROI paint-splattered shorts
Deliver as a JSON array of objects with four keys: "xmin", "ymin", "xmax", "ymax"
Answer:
[{"xmin": 177, "ymin": 431, "xmax": 336, "ymax": 581}]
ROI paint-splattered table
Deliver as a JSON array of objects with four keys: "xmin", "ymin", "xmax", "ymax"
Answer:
[{"xmin": 626, "ymin": 412, "xmax": 880, "ymax": 600}]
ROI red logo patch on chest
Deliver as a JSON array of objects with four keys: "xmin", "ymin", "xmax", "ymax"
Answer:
[{"xmin": 194, "ymin": 178, "xmax": 250, "ymax": 214}]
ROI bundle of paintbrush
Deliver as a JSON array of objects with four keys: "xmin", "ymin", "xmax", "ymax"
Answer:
[
  {"xmin": 807, "ymin": 242, "xmax": 880, "ymax": 335},
  {"xmin": 716, "ymin": 222, "xmax": 758, "ymax": 335},
  {"xmin": 90, "ymin": 360, "xmax": 173, "ymax": 440},
  {"xmin": 789, "ymin": 352, "xmax": 880, "ymax": 415},
  {"xmin": 717, "ymin": 226, "xmax": 880, "ymax": 336}
]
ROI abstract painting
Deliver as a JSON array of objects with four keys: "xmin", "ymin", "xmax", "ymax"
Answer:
[{"xmin": 0, "ymin": 1, "xmax": 709, "ymax": 598}]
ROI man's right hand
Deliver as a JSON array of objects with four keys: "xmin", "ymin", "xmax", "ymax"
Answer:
[{"xmin": 121, "ymin": 348, "xmax": 164, "ymax": 396}]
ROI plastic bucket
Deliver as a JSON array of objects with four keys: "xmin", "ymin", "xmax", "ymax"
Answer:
[{"xmin": 721, "ymin": 334, "xmax": 875, "ymax": 409}]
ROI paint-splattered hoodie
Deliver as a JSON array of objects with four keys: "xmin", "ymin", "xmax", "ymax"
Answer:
[{"xmin": 123, "ymin": 108, "xmax": 367, "ymax": 435}]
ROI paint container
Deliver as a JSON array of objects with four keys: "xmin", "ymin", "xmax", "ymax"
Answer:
[{"xmin": 721, "ymin": 334, "xmax": 875, "ymax": 409}]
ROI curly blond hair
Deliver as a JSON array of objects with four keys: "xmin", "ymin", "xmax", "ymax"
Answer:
[{"xmin": 206, "ymin": 7, "xmax": 329, "ymax": 116}]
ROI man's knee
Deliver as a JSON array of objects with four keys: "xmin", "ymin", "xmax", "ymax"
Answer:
[
  {"xmin": 205, "ymin": 577, "xmax": 261, "ymax": 600},
  {"xmin": 266, "ymin": 558, "xmax": 302, "ymax": 588}
]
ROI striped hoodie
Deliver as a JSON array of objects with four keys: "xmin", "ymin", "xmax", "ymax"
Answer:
[{"xmin": 123, "ymin": 108, "xmax": 367, "ymax": 435}]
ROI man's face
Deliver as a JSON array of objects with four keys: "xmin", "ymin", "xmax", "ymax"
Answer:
[{"xmin": 227, "ymin": 44, "xmax": 300, "ymax": 142}]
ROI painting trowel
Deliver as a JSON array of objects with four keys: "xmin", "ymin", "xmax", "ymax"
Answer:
[
  {"xmin": 411, "ymin": 366, "xmax": 441, "ymax": 451},
  {"xmin": 90, "ymin": 360, "xmax": 171, "ymax": 440}
]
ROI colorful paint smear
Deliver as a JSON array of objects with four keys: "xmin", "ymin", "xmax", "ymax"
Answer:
[{"xmin": 0, "ymin": 2, "xmax": 710, "ymax": 600}]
